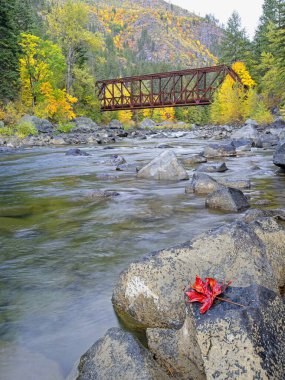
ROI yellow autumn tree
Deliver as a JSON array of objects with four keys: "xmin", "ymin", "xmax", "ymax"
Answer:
[
  {"xmin": 35, "ymin": 82, "xmax": 77, "ymax": 123},
  {"xmin": 210, "ymin": 61, "xmax": 271, "ymax": 125}
]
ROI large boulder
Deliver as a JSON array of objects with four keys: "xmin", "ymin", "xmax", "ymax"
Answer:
[
  {"xmin": 112, "ymin": 216, "xmax": 285, "ymax": 329},
  {"xmin": 147, "ymin": 285, "xmax": 285, "ymax": 380},
  {"xmin": 20, "ymin": 115, "xmax": 53, "ymax": 134},
  {"xmin": 137, "ymin": 151, "xmax": 189, "ymax": 181},
  {"xmin": 140, "ymin": 118, "xmax": 156, "ymax": 129},
  {"xmin": 205, "ymin": 187, "xmax": 250, "ymax": 212},
  {"xmin": 231, "ymin": 125, "xmax": 259, "ymax": 141},
  {"xmin": 72, "ymin": 117, "xmax": 98, "ymax": 133},
  {"xmin": 273, "ymin": 140, "xmax": 285, "ymax": 169},
  {"xmin": 73, "ymin": 328, "xmax": 170, "ymax": 380},
  {"xmin": 191, "ymin": 285, "xmax": 285, "ymax": 379},
  {"xmin": 185, "ymin": 173, "xmax": 223, "ymax": 194},
  {"xmin": 203, "ymin": 143, "xmax": 236, "ymax": 158}
]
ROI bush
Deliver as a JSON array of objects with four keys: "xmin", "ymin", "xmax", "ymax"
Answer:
[
  {"xmin": 0, "ymin": 126, "xmax": 14, "ymax": 136},
  {"xmin": 56, "ymin": 123, "xmax": 75, "ymax": 133},
  {"xmin": 15, "ymin": 121, "xmax": 38, "ymax": 138}
]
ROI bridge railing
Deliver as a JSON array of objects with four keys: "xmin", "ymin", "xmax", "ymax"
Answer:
[{"xmin": 96, "ymin": 65, "xmax": 241, "ymax": 111}]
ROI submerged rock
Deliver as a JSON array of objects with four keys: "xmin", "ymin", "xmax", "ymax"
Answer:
[
  {"xmin": 217, "ymin": 178, "xmax": 251, "ymax": 189},
  {"xmin": 205, "ymin": 187, "xmax": 250, "ymax": 212},
  {"xmin": 74, "ymin": 328, "xmax": 170, "ymax": 380},
  {"xmin": 182, "ymin": 154, "xmax": 207, "ymax": 165},
  {"xmin": 203, "ymin": 143, "xmax": 236, "ymax": 158},
  {"xmin": 196, "ymin": 162, "xmax": 228, "ymax": 173},
  {"xmin": 137, "ymin": 151, "xmax": 189, "ymax": 181},
  {"xmin": 65, "ymin": 148, "xmax": 90, "ymax": 156},
  {"xmin": 87, "ymin": 190, "xmax": 119, "ymax": 201}
]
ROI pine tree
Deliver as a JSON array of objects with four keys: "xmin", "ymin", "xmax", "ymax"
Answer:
[
  {"xmin": 219, "ymin": 11, "xmax": 250, "ymax": 65},
  {"xmin": 0, "ymin": 0, "xmax": 19, "ymax": 100}
]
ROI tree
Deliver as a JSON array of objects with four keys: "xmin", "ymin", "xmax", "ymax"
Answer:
[
  {"xmin": 19, "ymin": 33, "xmax": 66, "ymax": 107},
  {"xmin": 47, "ymin": 0, "xmax": 103, "ymax": 92},
  {"xmin": 219, "ymin": 11, "xmax": 250, "ymax": 65},
  {"xmin": 0, "ymin": 0, "xmax": 40, "ymax": 101},
  {"xmin": 254, "ymin": 0, "xmax": 281, "ymax": 57}
]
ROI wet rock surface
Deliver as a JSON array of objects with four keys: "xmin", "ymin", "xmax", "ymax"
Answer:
[
  {"xmin": 196, "ymin": 162, "xmax": 228, "ymax": 173},
  {"xmin": 273, "ymin": 139, "xmax": 285, "ymax": 169},
  {"xmin": 186, "ymin": 173, "xmax": 223, "ymax": 194},
  {"xmin": 65, "ymin": 148, "xmax": 90, "ymax": 156}
]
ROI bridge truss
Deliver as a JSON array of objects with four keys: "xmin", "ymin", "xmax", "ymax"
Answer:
[{"xmin": 96, "ymin": 64, "xmax": 241, "ymax": 112}]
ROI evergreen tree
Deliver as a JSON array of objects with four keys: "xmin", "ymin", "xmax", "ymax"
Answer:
[
  {"xmin": 0, "ymin": 0, "xmax": 42, "ymax": 101},
  {"xmin": 219, "ymin": 11, "xmax": 250, "ymax": 65},
  {"xmin": 0, "ymin": 0, "xmax": 19, "ymax": 100},
  {"xmin": 254, "ymin": 0, "xmax": 281, "ymax": 56}
]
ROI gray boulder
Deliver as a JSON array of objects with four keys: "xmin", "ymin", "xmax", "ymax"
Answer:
[
  {"xmin": 203, "ymin": 143, "xmax": 236, "ymax": 158},
  {"xmin": 231, "ymin": 125, "xmax": 259, "ymax": 141},
  {"xmin": 72, "ymin": 117, "xmax": 98, "ymax": 133},
  {"xmin": 182, "ymin": 155, "xmax": 207, "ymax": 165},
  {"xmin": 112, "ymin": 217, "xmax": 285, "ymax": 328},
  {"xmin": 74, "ymin": 328, "xmax": 170, "ymax": 380},
  {"xmin": 65, "ymin": 148, "xmax": 90, "ymax": 156},
  {"xmin": 196, "ymin": 162, "xmax": 228, "ymax": 173},
  {"xmin": 255, "ymin": 134, "xmax": 278, "ymax": 148},
  {"xmin": 186, "ymin": 173, "xmax": 223, "ymax": 194},
  {"xmin": 191, "ymin": 285, "xmax": 285, "ymax": 379},
  {"xmin": 140, "ymin": 118, "xmax": 156, "ymax": 129},
  {"xmin": 20, "ymin": 115, "xmax": 53, "ymax": 134},
  {"xmin": 205, "ymin": 187, "xmax": 250, "ymax": 212},
  {"xmin": 273, "ymin": 141, "xmax": 285, "ymax": 169},
  {"xmin": 109, "ymin": 119, "xmax": 123, "ymax": 129},
  {"xmin": 137, "ymin": 151, "xmax": 189, "ymax": 181}
]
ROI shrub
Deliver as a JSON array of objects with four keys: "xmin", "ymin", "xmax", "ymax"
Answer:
[
  {"xmin": 0, "ymin": 126, "xmax": 14, "ymax": 136},
  {"xmin": 15, "ymin": 121, "xmax": 38, "ymax": 138},
  {"xmin": 56, "ymin": 123, "xmax": 75, "ymax": 133}
]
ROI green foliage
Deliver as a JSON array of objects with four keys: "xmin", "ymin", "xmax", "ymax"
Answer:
[
  {"xmin": 0, "ymin": 0, "xmax": 42, "ymax": 101},
  {"xmin": 56, "ymin": 123, "xmax": 75, "ymax": 133},
  {"xmin": 71, "ymin": 65, "xmax": 101, "ymax": 121},
  {"xmin": 15, "ymin": 121, "xmax": 38, "ymax": 138},
  {"xmin": 0, "ymin": 126, "xmax": 14, "ymax": 136},
  {"xmin": 19, "ymin": 33, "xmax": 66, "ymax": 107},
  {"xmin": 219, "ymin": 11, "xmax": 250, "ymax": 65}
]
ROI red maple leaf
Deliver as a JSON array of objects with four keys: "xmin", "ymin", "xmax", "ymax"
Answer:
[{"xmin": 185, "ymin": 276, "xmax": 232, "ymax": 314}]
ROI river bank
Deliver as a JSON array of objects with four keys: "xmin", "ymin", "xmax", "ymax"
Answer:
[{"xmin": 0, "ymin": 121, "xmax": 285, "ymax": 379}]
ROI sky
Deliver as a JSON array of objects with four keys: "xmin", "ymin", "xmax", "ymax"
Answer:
[{"xmin": 166, "ymin": 0, "xmax": 264, "ymax": 39}]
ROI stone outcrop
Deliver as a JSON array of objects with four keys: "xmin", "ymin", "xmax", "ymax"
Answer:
[
  {"xmin": 231, "ymin": 124, "xmax": 259, "ymax": 141},
  {"xmin": 20, "ymin": 115, "xmax": 53, "ymax": 134},
  {"xmin": 205, "ymin": 187, "xmax": 250, "ymax": 212},
  {"xmin": 73, "ymin": 328, "xmax": 170, "ymax": 380},
  {"xmin": 137, "ymin": 151, "xmax": 189, "ymax": 181}
]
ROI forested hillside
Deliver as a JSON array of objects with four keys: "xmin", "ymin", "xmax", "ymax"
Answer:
[{"xmin": 0, "ymin": 0, "xmax": 284, "ymax": 133}]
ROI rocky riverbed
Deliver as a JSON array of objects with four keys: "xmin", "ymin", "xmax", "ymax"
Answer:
[{"xmin": 1, "ymin": 116, "xmax": 285, "ymax": 379}]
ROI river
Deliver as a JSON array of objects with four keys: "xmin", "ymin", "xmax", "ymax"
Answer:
[{"xmin": 0, "ymin": 135, "xmax": 284, "ymax": 379}]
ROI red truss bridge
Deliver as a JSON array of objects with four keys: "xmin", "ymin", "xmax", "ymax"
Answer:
[{"xmin": 96, "ymin": 64, "xmax": 241, "ymax": 112}]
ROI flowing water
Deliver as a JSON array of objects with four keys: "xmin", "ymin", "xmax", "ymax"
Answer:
[{"xmin": 0, "ymin": 135, "xmax": 284, "ymax": 379}]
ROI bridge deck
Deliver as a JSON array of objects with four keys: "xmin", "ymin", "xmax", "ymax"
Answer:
[{"xmin": 96, "ymin": 65, "xmax": 241, "ymax": 112}]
